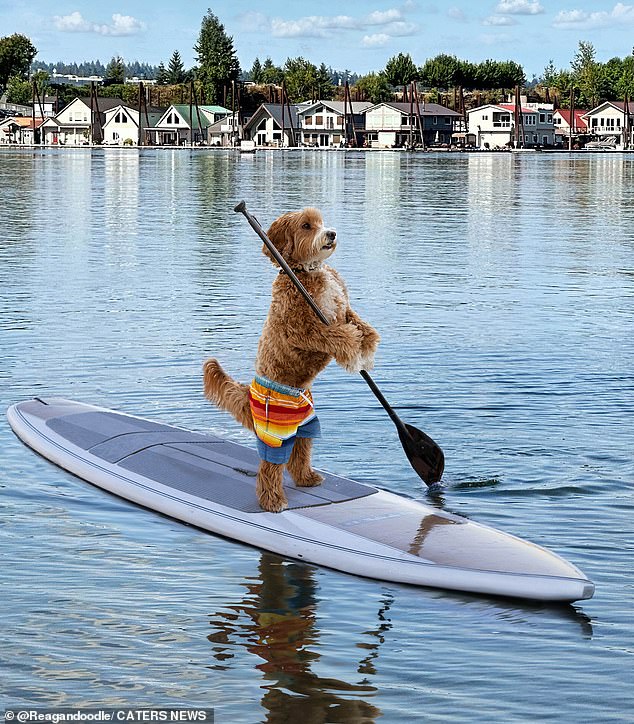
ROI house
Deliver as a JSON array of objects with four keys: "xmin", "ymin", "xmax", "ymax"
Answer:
[
  {"xmin": 297, "ymin": 101, "xmax": 372, "ymax": 147},
  {"xmin": 553, "ymin": 109, "xmax": 588, "ymax": 145},
  {"xmin": 467, "ymin": 103, "xmax": 555, "ymax": 149},
  {"xmin": 363, "ymin": 102, "xmax": 462, "ymax": 148},
  {"xmin": 146, "ymin": 104, "xmax": 230, "ymax": 145},
  {"xmin": 40, "ymin": 97, "xmax": 127, "ymax": 145},
  {"xmin": 0, "ymin": 116, "xmax": 44, "ymax": 144},
  {"xmin": 207, "ymin": 112, "xmax": 245, "ymax": 146},
  {"xmin": 102, "ymin": 105, "xmax": 165, "ymax": 145},
  {"xmin": 243, "ymin": 103, "xmax": 302, "ymax": 147},
  {"xmin": 582, "ymin": 101, "xmax": 633, "ymax": 147}
]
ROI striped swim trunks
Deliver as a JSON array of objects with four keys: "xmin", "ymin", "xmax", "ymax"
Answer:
[{"xmin": 248, "ymin": 374, "xmax": 321, "ymax": 464}]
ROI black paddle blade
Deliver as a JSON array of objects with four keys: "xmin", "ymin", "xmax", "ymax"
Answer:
[{"xmin": 398, "ymin": 423, "xmax": 445, "ymax": 486}]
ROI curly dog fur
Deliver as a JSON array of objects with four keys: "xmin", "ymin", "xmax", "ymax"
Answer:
[{"xmin": 203, "ymin": 208, "xmax": 380, "ymax": 512}]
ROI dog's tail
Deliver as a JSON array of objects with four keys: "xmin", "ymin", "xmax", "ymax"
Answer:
[{"xmin": 203, "ymin": 358, "xmax": 255, "ymax": 432}]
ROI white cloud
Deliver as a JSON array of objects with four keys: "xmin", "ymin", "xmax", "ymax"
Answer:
[
  {"xmin": 256, "ymin": 7, "xmax": 417, "ymax": 41},
  {"xmin": 553, "ymin": 3, "xmax": 634, "ymax": 28},
  {"xmin": 495, "ymin": 0, "xmax": 544, "ymax": 14},
  {"xmin": 53, "ymin": 11, "xmax": 145, "ymax": 36},
  {"xmin": 483, "ymin": 15, "xmax": 516, "ymax": 25},
  {"xmin": 448, "ymin": 7, "xmax": 466, "ymax": 21},
  {"xmin": 366, "ymin": 9, "xmax": 403, "ymax": 24},
  {"xmin": 361, "ymin": 33, "xmax": 391, "ymax": 47}
]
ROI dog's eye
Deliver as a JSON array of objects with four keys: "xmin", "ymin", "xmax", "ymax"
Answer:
[{"xmin": 301, "ymin": 223, "xmax": 311, "ymax": 230}]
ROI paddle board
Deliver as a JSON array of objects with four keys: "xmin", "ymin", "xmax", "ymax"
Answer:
[{"xmin": 7, "ymin": 398, "xmax": 594, "ymax": 602}]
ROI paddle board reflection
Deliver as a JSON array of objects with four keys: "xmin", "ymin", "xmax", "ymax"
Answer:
[{"xmin": 207, "ymin": 552, "xmax": 388, "ymax": 722}]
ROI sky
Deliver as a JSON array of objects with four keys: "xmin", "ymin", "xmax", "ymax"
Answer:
[{"xmin": 3, "ymin": 0, "xmax": 634, "ymax": 79}]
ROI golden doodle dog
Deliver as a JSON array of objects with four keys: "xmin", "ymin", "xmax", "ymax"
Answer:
[{"xmin": 203, "ymin": 208, "xmax": 380, "ymax": 513}]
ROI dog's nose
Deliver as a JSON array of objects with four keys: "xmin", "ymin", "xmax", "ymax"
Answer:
[{"xmin": 326, "ymin": 230, "xmax": 336, "ymax": 241}]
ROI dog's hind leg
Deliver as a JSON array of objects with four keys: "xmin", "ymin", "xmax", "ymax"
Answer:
[
  {"xmin": 256, "ymin": 461, "xmax": 288, "ymax": 512},
  {"xmin": 287, "ymin": 438, "xmax": 324, "ymax": 488}
]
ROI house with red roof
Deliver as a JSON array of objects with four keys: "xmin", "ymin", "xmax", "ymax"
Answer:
[
  {"xmin": 467, "ymin": 103, "xmax": 555, "ymax": 149},
  {"xmin": 0, "ymin": 116, "xmax": 44, "ymax": 145},
  {"xmin": 553, "ymin": 109, "xmax": 588, "ymax": 144}
]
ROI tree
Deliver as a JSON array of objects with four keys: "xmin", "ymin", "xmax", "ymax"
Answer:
[
  {"xmin": 167, "ymin": 50, "xmax": 186, "ymax": 84},
  {"xmin": 250, "ymin": 57, "xmax": 263, "ymax": 84},
  {"xmin": 420, "ymin": 54, "xmax": 462, "ymax": 89},
  {"xmin": 155, "ymin": 62, "xmax": 169, "ymax": 85},
  {"xmin": 0, "ymin": 33, "xmax": 37, "ymax": 92},
  {"xmin": 316, "ymin": 63, "xmax": 334, "ymax": 100},
  {"xmin": 261, "ymin": 57, "xmax": 283, "ymax": 85},
  {"xmin": 353, "ymin": 72, "xmax": 392, "ymax": 104},
  {"xmin": 282, "ymin": 57, "xmax": 317, "ymax": 101},
  {"xmin": 571, "ymin": 41, "xmax": 602, "ymax": 108},
  {"xmin": 384, "ymin": 52, "xmax": 418, "ymax": 87},
  {"xmin": 194, "ymin": 9, "xmax": 240, "ymax": 104},
  {"xmin": 104, "ymin": 55, "xmax": 125, "ymax": 84},
  {"xmin": 617, "ymin": 55, "xmax": 634, "ymax": 100}
]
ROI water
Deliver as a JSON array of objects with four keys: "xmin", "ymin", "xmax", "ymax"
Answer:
[{"xmin": 1, "ymin": 148, "xmax": 633, "ymax": 722}]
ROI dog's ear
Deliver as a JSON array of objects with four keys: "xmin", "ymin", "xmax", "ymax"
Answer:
[{"xmin": 264, "ymin": 213, "xmax": 296, "ymax": 266}]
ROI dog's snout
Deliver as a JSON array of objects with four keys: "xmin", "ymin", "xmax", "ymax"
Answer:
[{"xmin": 326, "ymin": 230, "xmax": 336, "ymax": 241}]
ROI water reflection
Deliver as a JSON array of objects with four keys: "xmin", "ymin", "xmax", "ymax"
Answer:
[{"xmin": 207, "ymin": 552, "xmax": 382, "ymax": 722}]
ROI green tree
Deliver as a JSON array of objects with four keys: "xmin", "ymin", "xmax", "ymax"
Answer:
[
  {"xmin": 105, "ymin": 55, "xmax": 125, "ymax": 84},
  {"xmin": 617, "ymin": 55, "xmax": 634, "ymax": 100},
  {"xmin": 250, "ymin": 57, "xmax": 263, "ymax": 83},
  {"xmin": 167, "ymin": 50, "xmax": 186, "ymax": 84},
  {"xmin": 420, "ymin": 54, "xmax": 462, "ymax": 89},
  {"xmin": 6, "ymin": 76, "xmax": 31, "ymax": 104},
  {"xmin": 316, "ymin": 63, "xmax": 334, "ymax": 100},
  {"xmin": 282, "ymin": 57, "xmax": 317, "ymax": 101},
  {"xmin": 194, "ymin": 9, "xmax": 240, "ymax": 104},
  {"xmin": 0, "ymin": 33, "xmax": 37, "ymax": 92},
  {"xmin": 571, "ymin": 41, "xmax": 602, "ymax": 108},
  {"xmin": 261, "ymin": 57, "xmax": 283, "ymax": 85},
  {"xmin": 384, "ymin": 52, "xmax": 418, "ymax": 87},
  {"xmin": 354, "ymin": 72, "xmax": 392, "ymax": 104},
  {"xmin": 155, "ymin": 62, "xmax": 169, "ymax": 85}
]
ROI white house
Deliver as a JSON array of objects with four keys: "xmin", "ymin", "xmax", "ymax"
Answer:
[
  {"xmin": 101, "ymin": 105, "xmax": 165, "ymax": 145},
  {"xmin": 207, "ymin": 111, "xmax": 245, "ymax": 146},
  {"xmin": 243, "ymin": 103, "xmax": 302, "ymax": 147},
  {"xmin": 297, "ymin": 101, "xmax": 372, "ymax": 147},
  {"xmin": 40, "ymin": 97, "xmax": 126, "ymax": 145},
  {"xmin": 147, "ymin": 104, "xmax": 230, "ymax": 145},
  {"xmin": 363, "ymin": 102, "xmax": 461, "ymax": 148},
  {"xmin": 582, "ymin": 101, "xmax": 633, "ymax": 147},
  {"xmin": 467, "ymin": 103, "xmax": 555, "ymax": 149}
]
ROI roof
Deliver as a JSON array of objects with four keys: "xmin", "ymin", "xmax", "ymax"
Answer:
[
  {"xmin": 369, "ymin": 101, "xmax": 461, "ymax": 117},
  {"xmin": 76, "ymin": 97, "xmax": 130, "ymax": 112},
  {"xmin": 298, "ymin": 100, "xmax": 373, "ymax": 115},
  {"xmin": 244, "ymin": 103, "xmax": 302, "ymax": 131},
  {"xmin": 583, "ymin": 100, "xmax": 634, "ymax": 116},
  {"xmin": 1, "ymin": 116, "xmax": 44, "ymax": 129},
  {"xmin": 498, "ymin": 103, "xmax": 538, "ymax": 114},
  {"xmin": 163, "ymin": 104, "xmax": 231, "ymax": 130},
  {"xmin": 554, "ymin": 109, "xmax": 588, "ymax": 129}
]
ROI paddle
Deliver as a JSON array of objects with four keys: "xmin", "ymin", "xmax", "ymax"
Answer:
[{"xmin": 234, "ymin": 200, "xmax": 445, "ymax": 486}]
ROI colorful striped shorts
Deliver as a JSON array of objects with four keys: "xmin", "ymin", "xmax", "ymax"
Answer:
[{"xmin": 248, "ymin": 375, "xmax": 321, "ymax": 464}]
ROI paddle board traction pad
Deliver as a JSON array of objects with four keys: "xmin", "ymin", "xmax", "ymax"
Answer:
[{"xmin": 7, "ymin": 398, "xmax": 595, "ymax": 602}]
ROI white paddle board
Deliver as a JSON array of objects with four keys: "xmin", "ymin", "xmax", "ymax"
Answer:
[{"xmin": 7, "ymin": 398, "xmax": 594, "ymax": 602}]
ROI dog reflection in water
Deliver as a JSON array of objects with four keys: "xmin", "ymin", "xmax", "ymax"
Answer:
[
  {"xmin": 207, "ymin": 553, "xmax": 386, "ymax": 721},
  {"xmin": 204, "ymin": 207, "xmax": 379, "ymax": 512}
]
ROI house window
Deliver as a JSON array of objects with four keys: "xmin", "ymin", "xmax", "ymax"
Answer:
[
  {"xmin": 539, "ymin": 113, "xmax": 545, "ymax": 123},
  {"xmin": 402, "ymin": 115, "xmax": 409, "ymax": 125},
  {"xmin": 315, "ymin": 115, "xmax": 323, "ymax": 125},
  {"xmin": 547, "ymin": 114, "xmax": 552, "ymax": 122},
  {"xmin": 492, "ymin": 112, "xmax": 510, "ymax": 127},
  {"xmin": 482, "ymin": 115, "xmax": 488, "ymax": 120},
  {"xmin": 445, "ymin": 117, "xmax": 451, "ymax": 124},
  {"xmin": 305, "ymin": 116, "xmax": 312, "ymax": 125},
  {"xmin": 337, "ymin": 116, "xmax": 343, "ymax": 125},
  {"xmin": 433, "ymin": 117, "xmax": 438, "ymax": 125},
  {"xmin": 115, "ymin": 112, "xmax": 128, "ymax": 124}
]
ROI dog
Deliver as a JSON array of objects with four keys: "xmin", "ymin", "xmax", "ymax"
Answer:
[{"xmin": 203, "ymin": 208, "xmax": 380, "ymax": 513}]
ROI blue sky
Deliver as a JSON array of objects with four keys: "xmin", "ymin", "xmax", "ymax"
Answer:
[{"xmin": 4, "ymin": 0, "xmax": 634, "ymax": 79}]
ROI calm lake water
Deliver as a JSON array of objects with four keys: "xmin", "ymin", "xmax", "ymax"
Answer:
[{"xmin": 1, "ymin": 148, "xmax": 633, "ymax": 722}]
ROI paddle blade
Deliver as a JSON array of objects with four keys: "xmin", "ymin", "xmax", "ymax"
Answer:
[{"xmin": 398, "ymin": 423, "xmax": 445, "ymax": 486}]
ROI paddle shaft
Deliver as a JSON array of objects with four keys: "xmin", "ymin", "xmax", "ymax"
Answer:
[{"xmin": 234, "ymin": 201, "xmax": 412, "ymax": 440}]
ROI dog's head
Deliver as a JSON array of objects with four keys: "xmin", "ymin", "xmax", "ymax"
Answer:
[{"xmin": 265, "ymin": 208, "xmax": 337, "ymax": 269}]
